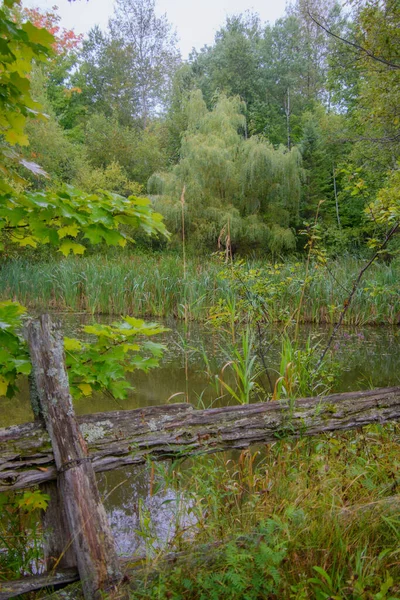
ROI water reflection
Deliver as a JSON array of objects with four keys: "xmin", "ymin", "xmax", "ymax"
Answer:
[{"xmin": 98, "ymin": 465, "xmax": 196, "ymax": 557}]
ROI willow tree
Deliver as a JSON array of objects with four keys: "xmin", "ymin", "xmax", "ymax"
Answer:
[
  {"xmin": 241, "ymin": 136, "xmax": 301, "ymax": 217},
  {"xmin": 149, "ymin": 91, "xmax": 302, "ymax": 254}
]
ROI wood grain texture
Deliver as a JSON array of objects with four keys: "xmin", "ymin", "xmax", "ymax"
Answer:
[
  {"xmin": 0, "ymin": 568, "xmax": 79, "ymax": 600},
  {"xmin": 25, "ymin": 315, "xmax": 121, "ymax": 599},
  {"xmin": 2, "ymin": 387, "xmax": 400, "ymax": 492}
]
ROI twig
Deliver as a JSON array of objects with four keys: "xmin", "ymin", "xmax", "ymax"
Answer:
[
  {"xmin": 307, "ymin": 10, "xmax": 400, "ymax": 70},
  {"xmin": 314, "ymin": 222, "xmax": 399, "ymax": 372},
  {"xmin": 324, "ymin": 263, "xmax": 351, "ymax": 296}
]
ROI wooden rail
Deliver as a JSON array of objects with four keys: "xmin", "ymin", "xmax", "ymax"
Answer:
[{"xmin": 2, "ymin": 387, "xmax": 400, "ymax": 493}]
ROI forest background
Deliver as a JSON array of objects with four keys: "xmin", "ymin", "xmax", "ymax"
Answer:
[{"xmin": 4, "ymin": 0, "xmax": 399, "ymax": 260}]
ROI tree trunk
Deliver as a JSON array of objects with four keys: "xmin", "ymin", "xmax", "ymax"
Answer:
[{"xmin": 333, "ymin": 163, "xmax": 341, "ymax": 228}]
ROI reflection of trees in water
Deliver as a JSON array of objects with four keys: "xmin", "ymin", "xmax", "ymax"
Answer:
[
  {"xmin": 332, "ymin": 328, "xmax": 400, "ymax": 391},
  {"xmin": 99, "ymin": 465, "xmax": 196, "ymax": 556},
  {"xmin": 4, "ymin": 320, "xmax": 400, "ymax": 427}
]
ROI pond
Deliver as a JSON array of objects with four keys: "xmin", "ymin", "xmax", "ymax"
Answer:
[{"xmin": 1, "ymin": 316, "xmax": 400, "ymax": 557}]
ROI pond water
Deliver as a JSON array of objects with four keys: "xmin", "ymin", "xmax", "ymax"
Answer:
[{"xmin": 1, "ymin": 316, "xmax": 400, "ymax": 557}]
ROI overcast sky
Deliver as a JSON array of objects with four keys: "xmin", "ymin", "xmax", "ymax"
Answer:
[{"xmin": 22, "ymin": 0, "xmax": 289, "ymax": 58}]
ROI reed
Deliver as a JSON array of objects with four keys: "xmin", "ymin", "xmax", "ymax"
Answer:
[{"xmin": 0, "ymin": 254, "xmax": 399, "ymax": 325}]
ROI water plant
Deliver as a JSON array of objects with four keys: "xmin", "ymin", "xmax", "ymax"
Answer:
[
  {"xmin": 0, "ymin": 490, "xmax": 49, "ymax": 581},
  {"xmin": 218, "ymin": 328, "xmax": 263, "ymax": 405},
  {"xmin": 272, "ymin": 335, "xmax": 339, "ymax": 400},
  {"xmin": 1, "ymin": 254, "xmax": 399, "ymax": 325}
]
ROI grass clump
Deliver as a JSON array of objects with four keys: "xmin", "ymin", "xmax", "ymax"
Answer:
[
  {"xmin": 0, "ymin": 490, "xmax": 48, "ymax": 581},
  {"xmin": 1, "ymin": 254, "xmax": 399, "ymax": 325}
]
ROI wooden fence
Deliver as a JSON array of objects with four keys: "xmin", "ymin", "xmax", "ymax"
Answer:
[{"xmin": 1, "ymin": 315, "xmax": 400, "ymax": 599}]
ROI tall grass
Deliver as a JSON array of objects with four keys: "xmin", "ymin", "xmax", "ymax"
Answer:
[
  {"xmin": 0, "ymin": 255, "xmax": 226, "ymax": 319},
  {"xmin": 0, "ymin": 254, "xmax": 399, "ymax": 324},
  {"xmin": 119, "ymin": 424, "xmax": 400, "ymax": 599}
]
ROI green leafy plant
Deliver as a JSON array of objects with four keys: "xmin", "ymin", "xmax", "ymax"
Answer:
[
  {"xmin": 0, "ymin": 186, "xmax": 168, "ymax": 255},
  {"xmin": 0, "ymin": 301, "xmax": 30, "ymax": 398},
  {"xmin": 0, "ymin": 489, "xmax": 49, "ymax": 579},
  {"xmin": 0, "ymin": 303, "xmax": 168, "ymax": 401},
  {"xmin": 272, "ymin": 335, "xmax": 338, "ymax": 400},
  {"xmin": 0, "ymin": 0, "xmax": 54, "ymax": 189},
  {"xmin": 65, "ymin": 318, "xmax": 167, "ymax": 400},
  {"xmin": 218, "ymin": 328, "xmax": 262, "ymax": 405}
]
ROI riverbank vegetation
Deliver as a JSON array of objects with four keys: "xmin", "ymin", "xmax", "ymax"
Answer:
[
  {"xmin": 1, "ymin": 254, "xmax": 399, "ymax": 325},
  {"xmin": 3, "ymin": 424, "xmax": 400, "ymax": 598},
  {"xmin": 126, "ymin": 425, "xmax": 400, "ymax": 599}
]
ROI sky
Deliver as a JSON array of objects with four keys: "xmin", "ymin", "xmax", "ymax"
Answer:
[{"xmin": 22, "ymin": 0, "xmax": 289, "ymax": 58}]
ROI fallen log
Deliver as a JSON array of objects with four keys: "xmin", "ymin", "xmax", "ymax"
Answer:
[{"xmin": 1, "ymin": 386, "xmax": 400, "ymax": 493}]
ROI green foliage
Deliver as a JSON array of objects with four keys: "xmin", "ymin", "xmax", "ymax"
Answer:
[
  {"xmin": 19, "ymin": 69, "xmax": 84, "ymax": 188},
  {"xmin": 299, "ymin": 111, "xmax": 331, "ymax": 219},
  {"xmin": 351, "ymin": 0, "xmax": 400, "ymax": 147},
  {"xmin": 76, "ymin": 26, "xmax": 137, "ymax": 127},
  {"xmin": 2, "ymin": 255, "xmax": 399, "ymax": 326},
  {"xmin": 0, "ymin": 0, "xmax": 54, "ymax": 188},
  {"xmin": 272, "ymin": 335, "xmax": 339, "ymax": 400},
  {"xmin": 191, "ymin": 13, "xmax": 263, "ymax": 109},
  {"xmin": 0, "ymin": 186, "xmax": 168, "ymax": 255},
  {"xmin": 131, "ymin": 519, "xmax": 287, "ymax": 599},
  {"xmin": 327, "ymin": 0, "xmax": 400, "ymax": 239},
  {"xmin": 218, "ymin": 328, "xmax": 262, "ymax": 405},
  {"xmin": 0, "ymin": 302, "xmax": 166, "ymax": 400},
  {"xmin": 83, "ymin": 113, "xmax": 168, "ymax": 186},
  {"xmin": 0, "ymin": 0, "xmax": 169, "ymax": 404},
  {"xmin": 65, "ymin": 317, "xmax": 167, "ymax": 399},
  {"xmin": 150, "ymin": 92, "xmax": 302, "ymax": 254},
  {"xmin": 118, "ymin": 423, "xmax": 400, "ymax": 599},
  {"xmin": 367, "ymin": 168, "xmax": 400, "ymax": 228},
  {"xmin": 74, "ymin": 161, "xmax": 144, "ymax": 196},
  {"xmin": 109, "ymin": 0, "xmax": 180, "ymax": 126},
  {"xmin": 189, "ymin": 6, "xmax": 340, "ymax": 146},
  {"xmin": 0, "ymin": 488, "xmax": 46, "ymax": 579},
  {"xmin": 0, "ymin": 301, "xmax": 30, "ymax": 398}
]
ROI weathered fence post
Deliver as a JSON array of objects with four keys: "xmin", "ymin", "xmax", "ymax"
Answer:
[
  {"xmin": 40, "ymin": 481, "xmax": 77, "ymax": 571},
  {"xmin": 26, "ymin": 315, "xmax": 121, "ymax": 599},
  {"xmin": 29, "ymin": 372, "xmax": 77, "ymax": 572}
]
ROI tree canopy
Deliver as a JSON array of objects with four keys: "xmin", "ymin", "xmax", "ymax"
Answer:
[{"xmin": 0, "ymin": 0, "xmax": 398, "ymax": 256}]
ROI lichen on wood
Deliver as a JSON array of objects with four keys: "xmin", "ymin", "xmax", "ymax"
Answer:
[{"xmin": 2, "ymin": 387, "xmax": 400, "ymax": 493}]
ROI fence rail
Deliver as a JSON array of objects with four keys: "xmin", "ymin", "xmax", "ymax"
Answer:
[{"xmin": 2, "ymin": 387, "xmax": 400, "ymax": 493}]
